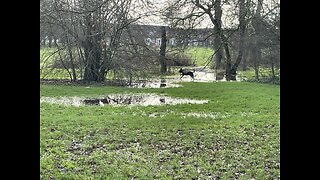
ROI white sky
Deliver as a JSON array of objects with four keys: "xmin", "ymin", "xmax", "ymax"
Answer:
[{"xmin": 131, "ymin": 0, "xmax": 279, "ymax": 28}]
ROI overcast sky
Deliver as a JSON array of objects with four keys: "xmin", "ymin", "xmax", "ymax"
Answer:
[{"xmin": 131, "ymin": 0, "xmax": 279, "ymax": 28}]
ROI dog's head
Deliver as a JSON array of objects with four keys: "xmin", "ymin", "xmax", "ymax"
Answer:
[{"xmin": 178, "ymin": 68, "xmax": 183, "ymax": 73}]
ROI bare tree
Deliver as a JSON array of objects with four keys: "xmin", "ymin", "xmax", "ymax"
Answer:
[
  {"xmin": 230, "ymin": 0, "xmax": 247, "ymax": 80},
  {"xmin": 251, "ymin": 0, "xmax": 263, "ymax": 80},
  {"xmin": 213, "ymin": 0, "xmax": 224, "ymax": 71},
  {"xmin": 253, "ymin": 0, "xmax": 279, "ymax": 80},
  {"xmin": 164, "ymin": 0, "xmax": 249, "ymax": 80},
  {"xmin": 41, "ymin": 0, "xmax": 155, "ymax": 82},
  {"xmin": 163, "ymin": 0, "xmax": 279, "ymax": 81},
  {"xmin": 159, "ymin": 26, "xmax": 167, "ymax": 74}
]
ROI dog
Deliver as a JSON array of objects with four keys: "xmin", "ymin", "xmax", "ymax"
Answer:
[{"xmin": 179, "ymin": 68, "xmax": 195, "ymax": 80}]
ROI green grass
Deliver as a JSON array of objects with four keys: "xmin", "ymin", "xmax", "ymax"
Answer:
[
  {"xmin": 185, "ymin": 47, "xmax": 214, "ymax": 67},
  {"xmin": 238, "ymin": 67, "xmax": 280, "ymax": 85},
  {"xmin": 40, "ymin": 82, "xmax": 280, "ymax": 179},
  {"xmin": 40, "ymin": 47, "xmax": 72, "ymax": 79},
  {"xmin": 40, "ymin": 47, "xmax": 58, "ymax": 67}
]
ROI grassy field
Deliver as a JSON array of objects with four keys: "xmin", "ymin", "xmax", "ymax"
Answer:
[
  {"xmin": 40, "ymin": 47, "xmax": 57, "ymax": 67},
  {"xmin": 40, "ymin": 81, "xmax": 280, "ymax": 179},
  {"xmin": 185, "ymin": 47, "xmax": 214, "ymax": 67}
]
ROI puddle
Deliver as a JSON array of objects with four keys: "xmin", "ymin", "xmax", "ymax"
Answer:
[
  {"xmin": 128, "ymin": 79, "xmax": 182, "ymax": 88},
  {"xmin": 127, "ymin": 69, "xmax": 242, "ymax": 88},
  {"xmin": 40, "ymin": 93, "xmax": 208, "ymax": 106},
  {"xmin": 41, "ymin": 67, "xmax": 243, "ymax": 90},
  {"xmin": 147, "ymin": 111, "xmax": 232, "ymax": 119}
]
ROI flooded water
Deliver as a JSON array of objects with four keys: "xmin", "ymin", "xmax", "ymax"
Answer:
[
  {"xmin": 128, "ymin": 79, "xmax": 182, "ymax": 88},
  {"xmin": 40, "ymin": 93, "xmax": 208, "ymax": 107},
  {"xmin": 127, "ymin": 67, "xmax": 242, "ymax": 88},
  {"xmin": 41, "ymin": 67, "xmax": 242, "ymax": 90}
]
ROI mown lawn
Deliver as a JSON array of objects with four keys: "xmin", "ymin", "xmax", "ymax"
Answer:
[{"xmin": 40, "ymin": 81, "xmax": 280, "ymax": 179}]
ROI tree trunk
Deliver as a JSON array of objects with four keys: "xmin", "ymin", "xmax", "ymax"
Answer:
[
  {"xmin": 48, "ymin": 35, "xmax": 52, "ymax": 48},
  {"xmin": 218, "ymin": 31, "xmax": 232, "ymax": 81},
  {"xmin": 208, "ymin": 14, "xmax": 233, "ymax": 80},
  {"xmin": 254, "ymin": 58, "xmax": 259, "ymax": 80},
  {"xmin": 83, "ymin": 39, "xmax": 103, "ymax": 82},
  {"xmin": 206, "ymin": 12, "xmax": 232, "ymax": 81},
  {"xmin": 213, "ymin": 0, "xmax": 223, "ymax": 71},
  {"xmin": 66, "ymin": 42, "xmax": 77, "ymax": 81},
  {"xmin": 251, "ymin": 0, "xmax": 263, "ymax": 81},
  {"xmin": 271, "ymin": 56, "xmax": 275, "ymax": 79},
  {"xmin": 252, "ymin": 42, "xmax": 260, "ymax": 80},
  {"xmin": 159, "ymin": 26, "xmax": 167, "ymax": 74},
  {"xmin": 230, "ymin": 0, "xmax": 247, "ymax": 81},
  {"xmin": 242, "ymin": 49, "xmax": 248, "ymax": 71},
  {"xmin": 82, "ymin": 14, "xmax": 104, "ymax": 82}
]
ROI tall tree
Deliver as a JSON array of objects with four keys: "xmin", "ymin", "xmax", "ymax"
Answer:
[
  {"xmin": 251, "ymin": 0, "xmax": 263, "ymax": 80},
  {"xmin": 230, "ymin": 0, "xmax": 247, "ymax": 80},
  {"xmin": 191, "ymin": 0, "xmax": 232, "ymax": 80},
  {"xmin": 213, "ymin": 0, "xmax": 224, "ymax": 72},
  {"xmin": 164, "ymin": 0, "xmax": 280, "ymax": 81},
  {"xmin": 41, "ymin": 0, "xmax": 149, "ymax": 82},
  {"xmin": 159, "ymin": 26, "xmax": 167, "ymax": 74}
]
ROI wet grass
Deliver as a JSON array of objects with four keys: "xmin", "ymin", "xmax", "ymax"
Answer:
[{"xmin": 40, "ymin": 81, "xmax": 280, "ymax": 179}]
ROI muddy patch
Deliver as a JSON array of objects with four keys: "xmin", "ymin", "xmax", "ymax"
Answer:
[{"xmin": 40, "ymin": 93, "xmax": 208, "ymax": 106}]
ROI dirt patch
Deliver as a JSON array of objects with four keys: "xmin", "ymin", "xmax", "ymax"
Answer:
[{"xmin": 40, "ymin": 93, "xmax": 208, "ymax": 106}]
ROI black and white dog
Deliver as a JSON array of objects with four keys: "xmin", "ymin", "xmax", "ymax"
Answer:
[{"xmin": 179, "ymin": 68, "xmax": 195, "ymax": 80}]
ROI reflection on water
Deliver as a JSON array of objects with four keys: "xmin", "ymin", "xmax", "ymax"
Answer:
[{"xmin": 40, "ymin": 93, "xmax": 208, "ymax": 107}]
